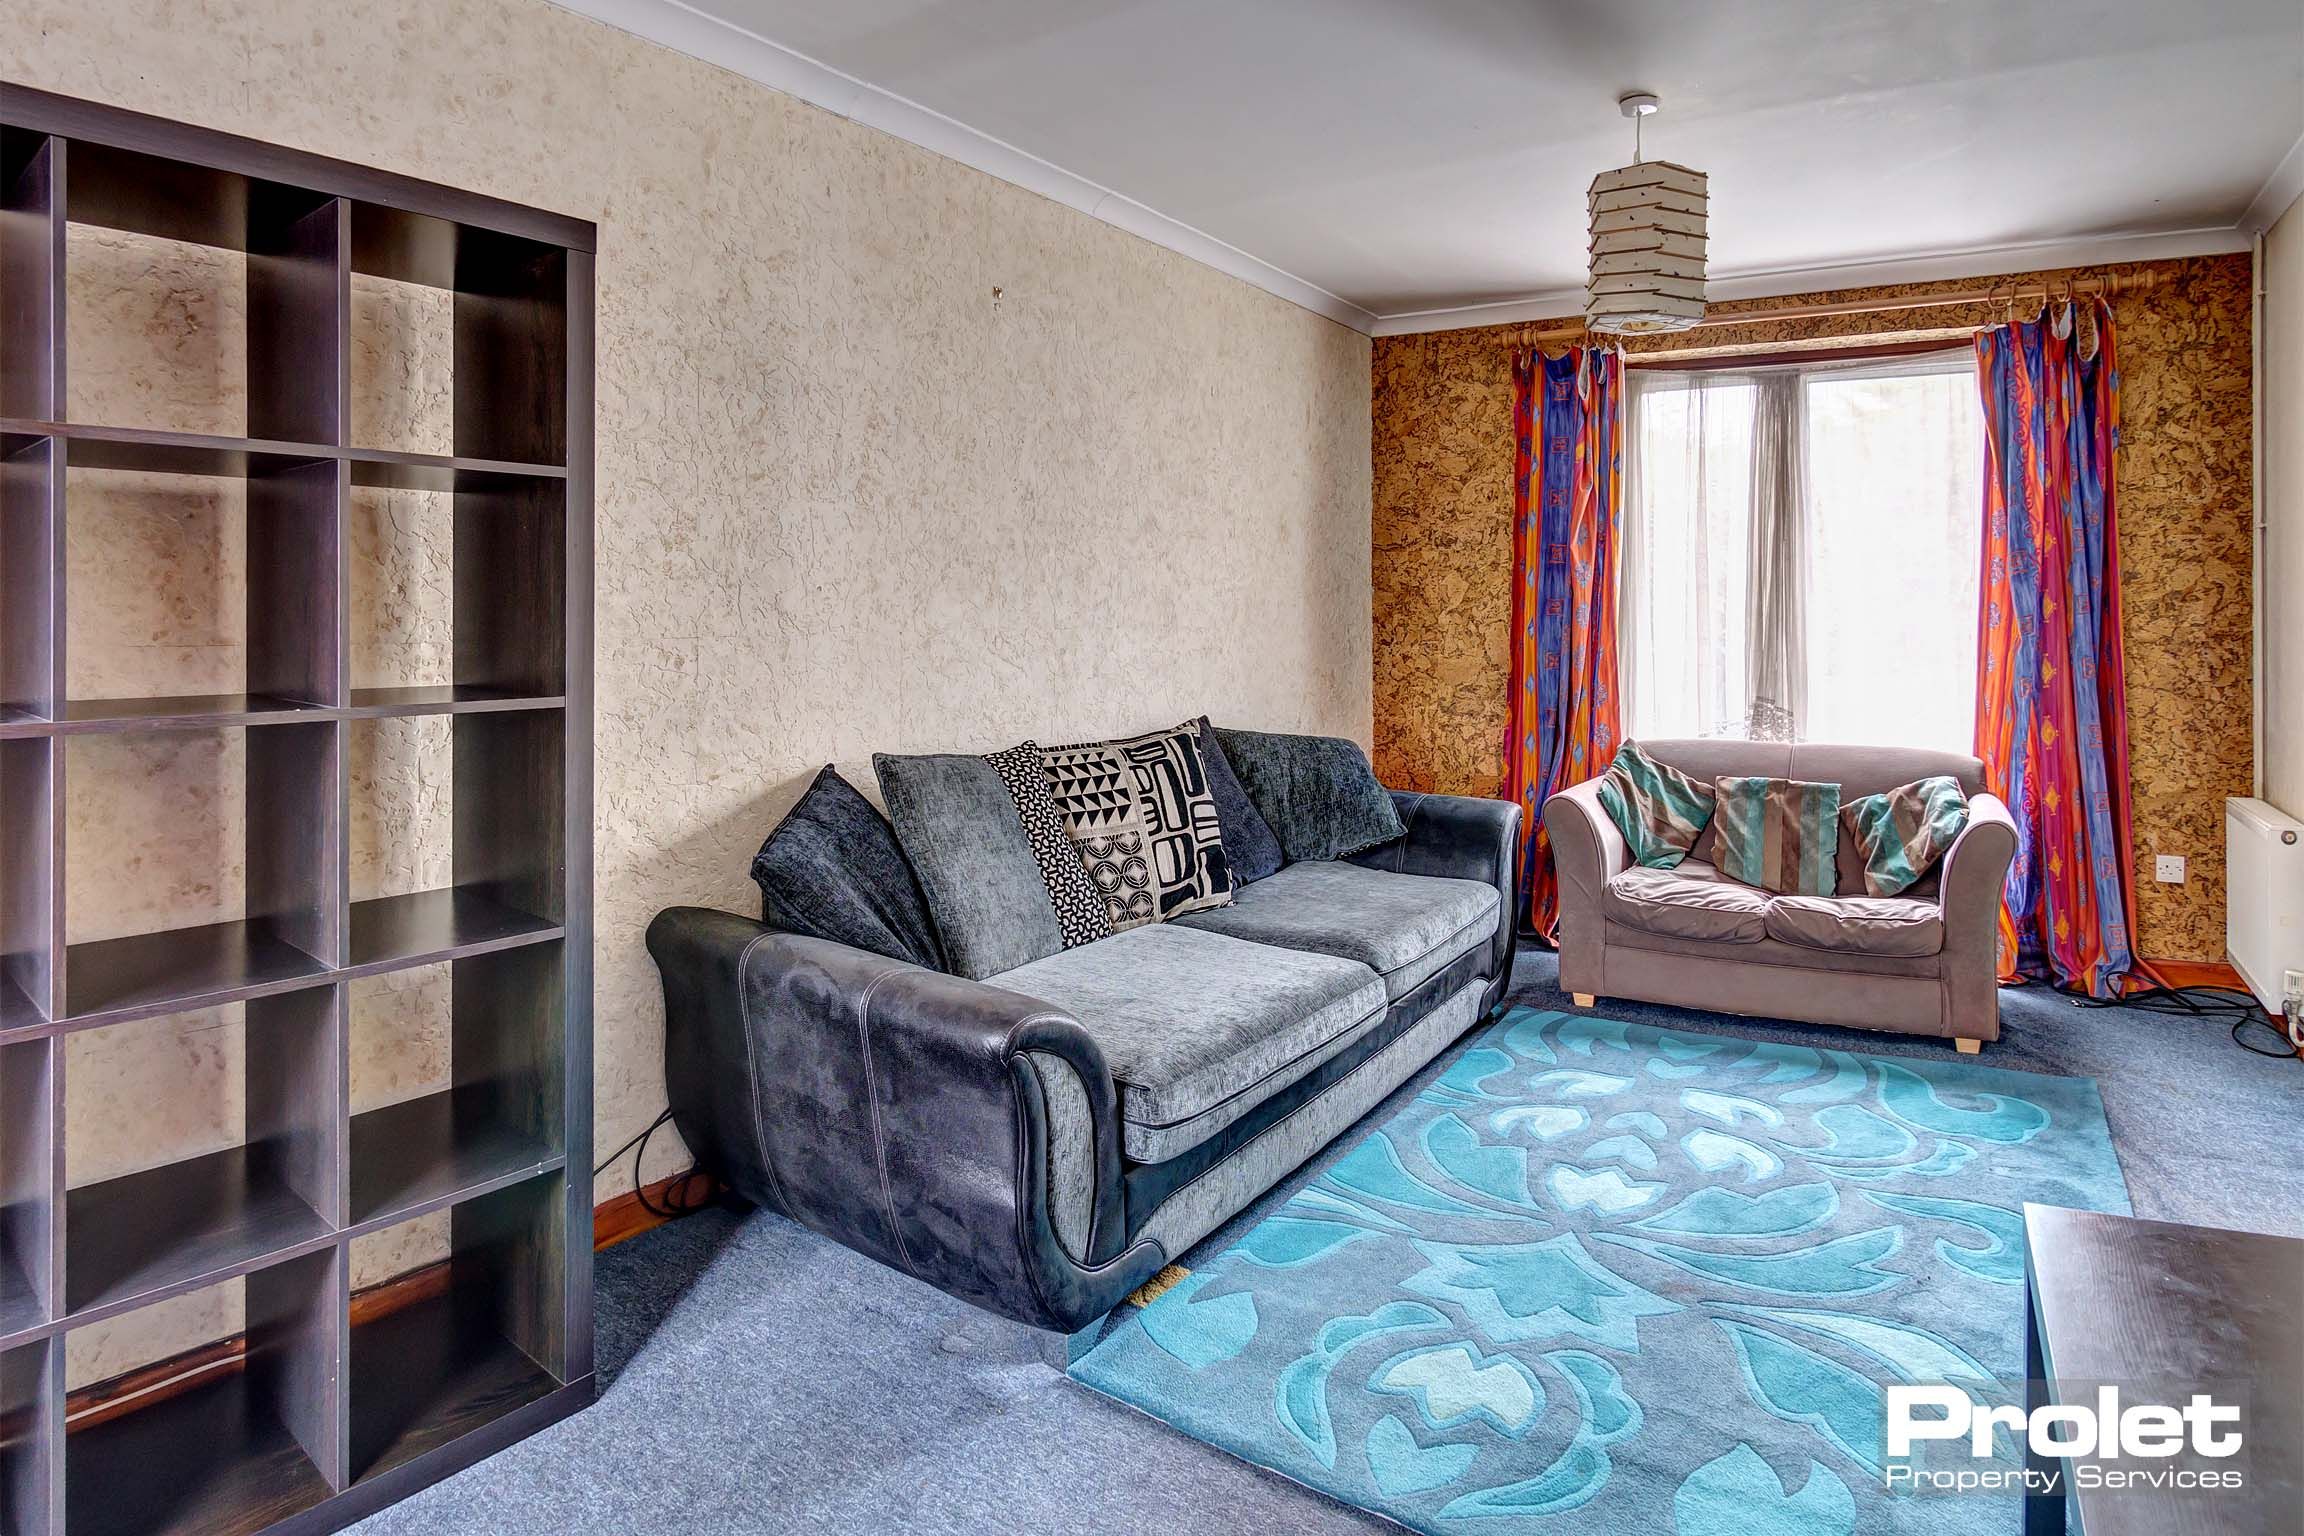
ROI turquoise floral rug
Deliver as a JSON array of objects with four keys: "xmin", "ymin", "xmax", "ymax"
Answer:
[{"xmin": 1069, "ymin": 1007, "xmax": 2128, "ymax": 1533}]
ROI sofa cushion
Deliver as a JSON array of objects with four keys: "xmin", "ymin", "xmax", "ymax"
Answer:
[
  {"xmin": 1195, "ymin": 716, "xmax": 1284, "ymax": 885},
  {"xmin": 1765, "ymin": 893, "xmax": 1945, "ymax": 958},
  {"xmin": 988, "ymin": 925, "xmax": 1386, "ymax": 1163},
  {"xmin": 1596, "ymin": 741, "xmax": 1714, "ymax": 869},
  {"xmin": 1213, "ymin": 727, "xmax": 1406, "ymax": 863},
  {"xmin": 1713, "ymin": 775, "xmax": 1842, "ymax": 896},
  {"xmin": 873, "ymin": 745, "xmax": 1109, "ymax": 979},
  {"xmin": 749, "ymin": 766, "xmax": 945, "ymax": 970},
  {"xmin": 1841, "ymin": 775, "xmax": 1970, "ymax": 897},
  {"xmin": 1603, "ymin": 864, "xmax": 1769, "ymax": 944},
  {"xmin": 1042, "ymin": 722, "xmax": 1234, "ymax": 923},
  {"xmin": 1173, "ymin": 860, "xmax": 1497, "ymax": 1000}
]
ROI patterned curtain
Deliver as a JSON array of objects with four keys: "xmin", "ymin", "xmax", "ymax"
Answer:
[
  {"xmin": 1505, "ymin": 346, "xmax": 1625, "ymax": 939},
  {"xmin": 1973, "ymin": 297, "xmax": 2138, "ymax": 998}
]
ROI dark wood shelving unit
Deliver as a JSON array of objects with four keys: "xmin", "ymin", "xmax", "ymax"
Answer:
[{"xmin": 0, "ymin": 82, "xmax": 593, "ymax": 1534}]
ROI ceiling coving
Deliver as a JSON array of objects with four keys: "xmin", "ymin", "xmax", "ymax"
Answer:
[{"xmin": 559, "ymin": 0, "xmax": 2304, "ymax": 333}]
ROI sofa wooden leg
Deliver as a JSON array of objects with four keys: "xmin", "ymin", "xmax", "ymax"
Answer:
[
  {"xmin": 1572, "ymin": 992, "xmax": 1595, "ymax": 1008},
  {"xmin": 1955, "ymin": 1037, "xmax": 1982, "ymax": 1055}
]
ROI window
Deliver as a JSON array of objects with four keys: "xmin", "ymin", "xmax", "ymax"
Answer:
[{"xmin": 1621, "ymin": 351, "xmax": 1983, "ymax": 752}]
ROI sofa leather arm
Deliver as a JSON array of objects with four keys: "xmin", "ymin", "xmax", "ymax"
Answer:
[
  {"xmin": 1935, "ymin": 793, "xmax": 2017, "ymax": 1039},
  {"xmin": 647, "ymin": 908, "xmax": 1166, "ymax": 1331},
  {"xmin": 1543, "ymin": 779, "xmax": 1627, "ymax": 993},
  {"xmin": 1349, "ymin": 790, "xmax": 1522, "ymax": 1010}
]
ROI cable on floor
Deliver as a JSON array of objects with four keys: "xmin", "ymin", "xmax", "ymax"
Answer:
[{"xmin": 2062, "ymin": 979, "xmax": 2302, "ymax": 1062}]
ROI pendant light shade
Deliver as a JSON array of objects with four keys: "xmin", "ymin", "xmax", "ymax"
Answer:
[{"xmin": 1587, "ymin": 96, "xmax": 1707, "ymax": 335}]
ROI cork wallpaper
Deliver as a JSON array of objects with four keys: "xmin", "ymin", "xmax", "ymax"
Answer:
[
  {"xmin": 1373, "ymin": 255, "xmax": 2254, "ymax": 963},
  {"xmin": 10, "ymin": 0, "xmax": 1372, "ymax": 1380}
]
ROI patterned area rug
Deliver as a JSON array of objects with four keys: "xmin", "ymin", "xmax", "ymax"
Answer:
[{"xmin": 1069, "ymin": 1007, "xmax": 2129, "ymax": 1533}]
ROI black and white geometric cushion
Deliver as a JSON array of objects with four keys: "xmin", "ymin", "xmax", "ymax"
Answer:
[{"xmin": 985, "ymin": 742, "xmax": 1113, "ymax": 949}]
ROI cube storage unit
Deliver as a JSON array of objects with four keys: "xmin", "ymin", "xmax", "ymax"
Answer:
[{"xmin": 0, "ymin": 83, "xmax": 592, "ymax": 1535}]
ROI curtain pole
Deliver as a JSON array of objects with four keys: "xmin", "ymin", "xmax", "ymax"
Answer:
[{"xmin": 1501, "ymin": 268, "xmax": 2165, "ymax": 347}]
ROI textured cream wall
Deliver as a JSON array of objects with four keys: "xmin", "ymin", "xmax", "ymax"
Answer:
[
  {"xmin": 10, "ymin": 0, "xmax": 1371, "ymax": 1377},
  {"xmin": 2265, "ymin": 196, "xmax": 2304, "ymax": 816}
]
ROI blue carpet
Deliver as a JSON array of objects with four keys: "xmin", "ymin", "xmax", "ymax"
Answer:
[
  {"xmin": 348, "ymin": 951, "xmax": 2295, "ymax": 1535},
  {"xmin": 1069, "ymin": 1006, "xmax": 2128, "ymax": 1534}
]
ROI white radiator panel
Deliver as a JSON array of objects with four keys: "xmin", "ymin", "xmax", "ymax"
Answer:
[{"xmin": 2225, "ymin": 797, "xmax": 2304, "ymax": 1012}]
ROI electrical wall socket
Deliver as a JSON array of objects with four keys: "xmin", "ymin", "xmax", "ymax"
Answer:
[{"xmin": 2154, "ymin": 854, "xmax": 2186, "ymax": 884}]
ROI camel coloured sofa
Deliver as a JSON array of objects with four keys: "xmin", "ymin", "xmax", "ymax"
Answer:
[{"xmin": 1545, "ymin": 740, "xmax": 2017, "ymax": 1051}]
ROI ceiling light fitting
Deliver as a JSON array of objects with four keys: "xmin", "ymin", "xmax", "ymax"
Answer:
[{"xmin": 1586, "ymin": 91, "xmax": 1707, "ymax": 335}]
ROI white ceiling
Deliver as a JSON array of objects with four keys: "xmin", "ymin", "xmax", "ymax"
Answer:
[{"xmin": 561, "ymin": 0, "xmax": 2304, "ymax": 332}]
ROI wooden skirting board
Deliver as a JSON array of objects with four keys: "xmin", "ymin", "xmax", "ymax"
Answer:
[{"xmin": 70, "ymin": 1169, "xmax": 719, "ymax": 1430}]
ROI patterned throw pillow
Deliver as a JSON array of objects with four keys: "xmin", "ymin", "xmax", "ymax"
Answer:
[
  {"xmin": 984, "ymin": 742, "xmax": 1114, "ymax": 950},
  {"xmin": 1842, "ymin": 775, "xmax": 1971, "ymax": 896},
  {"xmin": 1593, "ymin": 742, "xmax": 1714, "ymax": 869},
  {"xmin": 1043, "ymin": 723, "xmax": 1234, "ymax": 923},
  {"xmin": 1712, "ymin": 776, "xmax": 1841, "ymax": 896},
  {"xmin": 1039, "ymin": 739, "xmax": 1162, "ymax": 931}
]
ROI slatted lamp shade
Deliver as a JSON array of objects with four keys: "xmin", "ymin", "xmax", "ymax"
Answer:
[{"xmin": 1586, "ymin": 97, "xmax": 1707, "ymax": 334}]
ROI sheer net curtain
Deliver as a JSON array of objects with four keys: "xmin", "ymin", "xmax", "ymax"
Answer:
[{"xmin": 1621, "ymin": 352, "xmax": 1983, "ymax": 751}]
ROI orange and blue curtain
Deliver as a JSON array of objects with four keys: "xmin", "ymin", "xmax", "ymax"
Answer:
[
  {"xmin": 1973, "ymin": 297, "xmax": 2137, "ymax": 998},
  {"xmin": 1505, "ymin": 346, "xmax": 1624, "ymax": 939}
]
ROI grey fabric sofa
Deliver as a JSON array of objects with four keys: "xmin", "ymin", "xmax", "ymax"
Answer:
[
  {"xmin": 648, "ymin": 783, "xmax": 1519, "ymax": 1333},
  {"xmin": 1544, "ymin": 740, "xmax": 2016, "ymax": 1050}
]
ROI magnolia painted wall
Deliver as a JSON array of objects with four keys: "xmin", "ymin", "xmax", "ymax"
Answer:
[
  {"xmin": 2265, "ymin": 198, "xmax": 2304, "ymax": 817},
  {"xmin": 1372, "ymin": 256, "xmax": 2255, "ymax": 964},
  {"xmin": 7, "ymin": 0, "xmax": 1371, "ymax": 1379}
]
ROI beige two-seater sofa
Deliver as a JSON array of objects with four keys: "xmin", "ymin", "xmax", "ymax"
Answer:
[{"xmin": 1544, "ymin": 740, "xmax": 2017, "ymax": 1050}]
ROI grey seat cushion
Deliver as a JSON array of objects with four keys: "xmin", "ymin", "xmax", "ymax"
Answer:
[
  {"xmin": 989, "ymin": 925, "xmax": 1385, "ymax": 1163},
  {"xmin": 1174, "ymin": 860, "xmax": 1498, "ymax": 1000},
  {"xmin": 1765, "ymin": 893, "xmax": 1945, "ymax": 958},
  {"xmin": 1603, "ymin": 863, "xmax": 1768, "ymax": 944}
]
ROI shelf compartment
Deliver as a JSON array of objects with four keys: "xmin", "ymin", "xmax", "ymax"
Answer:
[
  {"xmin": 64, "ymin": 989, "xmax": 339, "ymax": 1318},
  {"xmin": 0, "ymin": 1038, "xmax": 56, "ymax": 1341},
  {"xmin": 3, "ymin": 434, "xmax": 61, "ymax": 726},
  {"xmin": 53, "ymin": 695, "xmax": 328, "ymax": 732},
  {"xmin": 0, "ymin": 424, "xmax": 328, "ymax": 481},
  {"xmin": 65, "ymin": 455, "xmax": 342, "ymax": 718},
  {"xmin": 64, "ymin": 720, "xmax": 341, "ymax": 1022},
  {"xmin": 346, "ymin": 206, "xmax": 568, "ymax": 468},
  {"xmin": 2, "ymin": 1337, "xmax": 59, "ymax": 1536},
  {"xmin": 348, "ymin": 944, "xmax": 563, "ymax": 1231},
  {"xmin": 349, "ymin": 711, "xmax": 563, "ymax": 954},
  {"xmin": 1, "ymin": 738, "xmax": 56, "ymax": 1026},
  {"xmin": 344, "ymin": 448, "xmax": 564, "ymax": 493},
  {"xmin": 347, "ymin": 887, "xmax": 557, "ymax": 972},
  {"xmin": 60, "ymin": 919, "xmax": 328, "ymax": 1029},
  {"xmin": 63, "ymin": 1249, "xmax": 341, "ymax": 1536},
  {"xmin": 348, "ymin": 1087, "xmax": 557, "ymax": 1230},
  {"xmin": 344, "ymin": 686, "xmax": 561, "ymax": 719},
  {"xmin": 347, "ymin": 1175, "xmax": 563, "ymax": 1484},
  {"xmin": 64, "ymin": 1144, "xmax": 331, "ymax": 1321}
]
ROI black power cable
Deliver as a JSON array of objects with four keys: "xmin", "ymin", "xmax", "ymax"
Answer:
[
  {"xmin": 592, "ymin": 1108, "xmax": 716, "ymax": 1221},
  {"xmin": 2065, "ymin": 980, "xmax": 2302, "ymax": 1061}
]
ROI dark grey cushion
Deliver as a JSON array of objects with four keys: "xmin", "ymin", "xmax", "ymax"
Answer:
[
  {"xmin": 1213, "ymin": 727, "xmax": 1406, "ymax": 863},
  {"xmin": 988, "ymin": 925, "xmax": 1386, "ymax": 1162},
  {"xmin": 1174, "ymin": 859, "xmax": 1497, "ymax": 1000},
  {"xmin": 749, "ymin": 767, "xmax": 946, "ymax": 971},
  {"xmin": 1193, "ymin": 716, "xmax": 1284, "ymax": 885},
  {"xmin": 873, "ymin": 751, "xmax": 1064, "ymax": 979}
]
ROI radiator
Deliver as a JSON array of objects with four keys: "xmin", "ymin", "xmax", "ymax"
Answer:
[{"xmin": 2225, "ymin": 797, "xmax": 2304, "ymax": 1013}]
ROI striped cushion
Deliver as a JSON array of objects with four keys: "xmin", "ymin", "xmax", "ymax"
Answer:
[
  {"xmin": 1594, "ymin": 743, "xmax": 1714, "ymax": 869},
  {"xmin": 1842, "ymin": 775, "xmax": 1971, "ymax": 896},
  {"xmin": 1712, "ymin": 776, "xmax": 1841, "ymax": 896}
]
